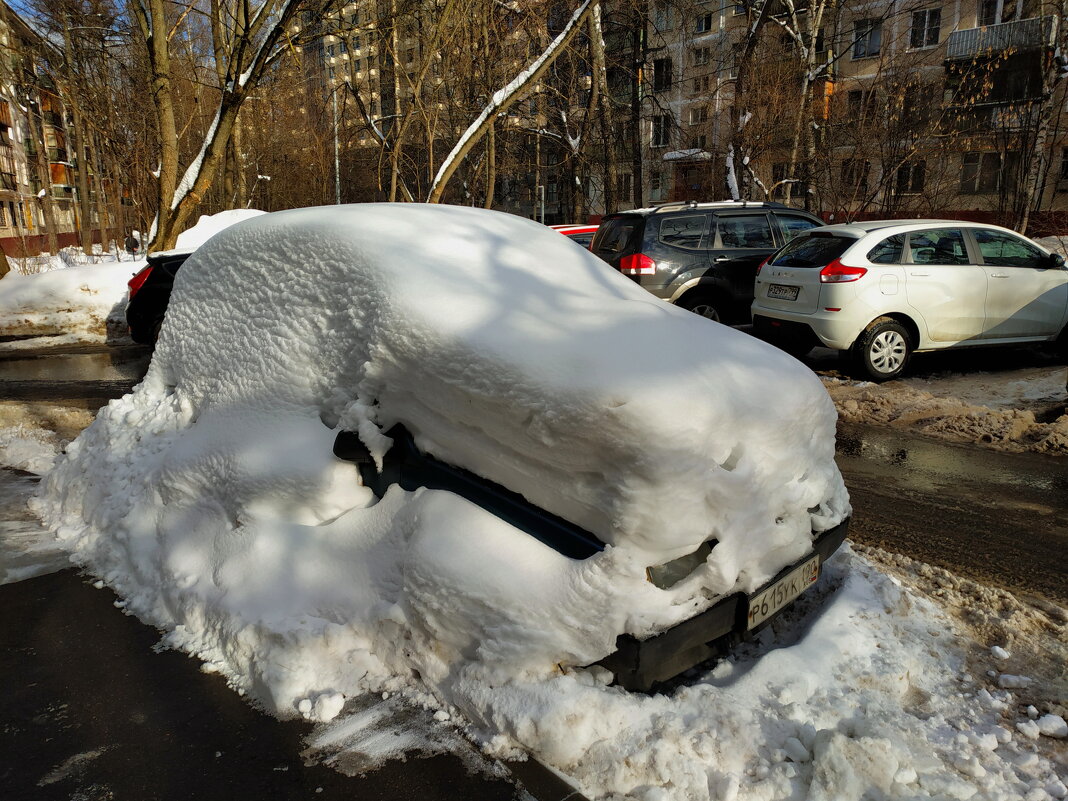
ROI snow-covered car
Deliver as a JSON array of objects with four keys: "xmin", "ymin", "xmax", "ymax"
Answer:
[
  {"xmin": 125, "ymin": 210, "xmax": 265, "ymax": 343},
  {"xmin": 752, "ymin": 220, "xmax": 1068, "ymax": 381},
  {"xmin": 39, "ymin": 204, "xmax": 849, "ymax": 699}
]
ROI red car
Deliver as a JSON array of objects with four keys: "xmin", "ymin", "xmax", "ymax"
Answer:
[{"xmin": 550, "ymin": 223, "xmax": 599, "ymax": 249}]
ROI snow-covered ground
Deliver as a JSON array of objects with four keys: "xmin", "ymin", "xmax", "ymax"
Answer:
[{"xmin": 1, "ymin": 206, "xmax": 1065, "ymax": 799}]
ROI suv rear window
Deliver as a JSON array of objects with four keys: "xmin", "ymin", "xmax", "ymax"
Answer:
[
  {"xmin": 658, "ymin": 214, "xmax": 709, "ymax": 250},
  {"xmin": 770, "ymin": 234, "xmax": 852, "ymax": 267},
  {"xmin": 592, "ymin": 218, "xmax": 640, "ymax": 254}
]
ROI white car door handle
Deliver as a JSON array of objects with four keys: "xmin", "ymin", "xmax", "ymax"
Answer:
[
  {"xmin": 909, "ymin": 271, "xmax": 929, "ymax": 276},
  {"xmin": 990, "ymin": 273, "xmax": 1009, "ymax": 278}
]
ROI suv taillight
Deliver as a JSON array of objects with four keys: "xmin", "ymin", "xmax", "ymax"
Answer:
[
  {"xmin": 756, "ymin": 257, "xmax": 771, "ymax": 276},
  {"xmin": 127, "ymin": 265, "xmax": 154, "ymax": 299},
  {"xmin": 619, "ymin": 253, "xmax": 657, "ymax": 276},
  {"xmin": 819, "ymin": 259, "xmax": 867, "ymax": 283}
]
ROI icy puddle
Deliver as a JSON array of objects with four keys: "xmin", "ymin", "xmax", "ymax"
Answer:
[{"xmin": 0, "ymin": 468, "xmax": 65, "ymax": 584}]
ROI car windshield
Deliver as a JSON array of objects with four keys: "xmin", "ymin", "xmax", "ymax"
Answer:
[{"xmin": 770, "ymin": 234, "xmax": 852, "ymax": 267}]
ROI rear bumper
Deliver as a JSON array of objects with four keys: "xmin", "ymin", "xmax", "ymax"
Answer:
[
  {"xmin": 595, "ymin": 518, "xmax": 850, "ymax": 691},
  {"xmin": 752, "ymin": 310, "xmax": 858, "ymax": 351}
]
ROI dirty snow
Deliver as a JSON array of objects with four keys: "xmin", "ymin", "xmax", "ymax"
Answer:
[
  {"xmin": 824, "ymin": 368, "xmax": 1068, "ymax": 454},
  {"xmin": 6, "ymin": 205, "xmax": 1066, "ymax": 799}
]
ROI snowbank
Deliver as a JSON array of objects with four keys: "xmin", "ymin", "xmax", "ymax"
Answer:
[
  {"xmin": 34, "ymin": 204, "xmax": 847, "ymax": 722},
  {"xmin": 824, "ymin": 371, "xmax": 1068, "ymax": 454},
  {"xmin": 308, "ymin": 546, "xmax": 1068, "ymax": 801},
  {"xmin": 0, "ymin": 261, "xmax": 137, "ymax": 342}
]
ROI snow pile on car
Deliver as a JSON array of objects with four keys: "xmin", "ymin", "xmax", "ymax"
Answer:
[
  {"xmin": 171, "ymin": 208, "xmax": 266, "ymax": 253},
  {"xmin": 35, "ymin": 205, "xmax": 845, "ymax": 710}
]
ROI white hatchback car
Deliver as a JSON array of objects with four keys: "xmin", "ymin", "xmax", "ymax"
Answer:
[{"xmin": 751, "ymin": 220, "xmax": 1068, "ymax": 380}]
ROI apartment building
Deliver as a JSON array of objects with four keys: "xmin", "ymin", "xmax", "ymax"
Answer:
[
  {"xmin": 641, "ymin": 0, "xmax": 1067, "ymax": 228},
  {"xmin": 0, "ymin": 2, "xmax": 96, "ymax": 255}
]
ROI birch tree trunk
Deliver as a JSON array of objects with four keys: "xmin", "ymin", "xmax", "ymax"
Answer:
[
  {"xmin": 1016, "ymin": 10, "xmax": 1064, "ymax": 234},
  {"xmin": 426, "ymin": 0, "xmax": 595, "ymax": 203},
  {"xmin": 727, "ymin": 0, "xmax": 774, "ymax": 200}
]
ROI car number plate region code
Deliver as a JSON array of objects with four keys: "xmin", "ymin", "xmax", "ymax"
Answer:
[
  {"xmin": 746, "ymin": 555, "xmax": 820, "ymax": 630},
  {"xmin": 767, "ymin": 284, "xmax": 799, "ymax": 301}
]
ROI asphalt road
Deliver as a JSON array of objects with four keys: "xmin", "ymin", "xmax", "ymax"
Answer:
[{"xmin": 837, "ymin": 422, "xmax": 1068, "ymax": 605}]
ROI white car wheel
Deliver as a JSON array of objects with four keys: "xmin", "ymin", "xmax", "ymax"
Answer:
[{"xmin": 853, "ymin": 317, "xmax": 911, "ymax": 381}]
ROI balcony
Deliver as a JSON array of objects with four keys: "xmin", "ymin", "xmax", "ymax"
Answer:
[
  {"xmin": 0, "ymin": 172, "xmax": 15, "ymax": 191},
  {"xmin": 946, "ymin": 16, "xmax": 1056, "ymax": 60},
  {"xmin": 48, "ymin": 147, "xmax": 68, "ymax": 162}
]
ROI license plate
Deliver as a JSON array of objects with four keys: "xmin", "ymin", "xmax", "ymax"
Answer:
[
  {"xmin": 746, "ymin": 555, "xmax": 820, "ymax": 630},
  {"xmin": 767, "ymin": 284, "xmax": 799, "ymax": 301}
]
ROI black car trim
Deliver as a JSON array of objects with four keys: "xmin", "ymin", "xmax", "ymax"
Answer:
[{"xmin": 333, "ymin": 425, "xmax": 606, "ymax": 560}]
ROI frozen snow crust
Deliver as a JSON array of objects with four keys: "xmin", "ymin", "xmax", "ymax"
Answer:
[{"xmin": 35, "ymin": 204, "xmax": 848, "ymax": 757}]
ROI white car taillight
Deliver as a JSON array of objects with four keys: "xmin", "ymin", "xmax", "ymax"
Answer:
[{"xmin": 819, "ymin": 258, "xmax": 867, "ymax": 283}]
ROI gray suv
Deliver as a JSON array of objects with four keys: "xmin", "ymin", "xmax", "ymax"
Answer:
[{"xmin": 590, "ymin": 201, "xmax": 823, "ymax": 324}]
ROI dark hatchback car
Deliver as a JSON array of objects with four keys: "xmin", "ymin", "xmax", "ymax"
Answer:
[
  {"xmin": 590, "ymin": 201, "xmax": 823, "ymax": 324},
  {"xmin": 125, "ymin": 250, "xmax": 192, "ymax": 344}
]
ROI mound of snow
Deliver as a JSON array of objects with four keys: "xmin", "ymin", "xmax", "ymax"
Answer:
[
  {"xmin": 0, "ymin": 262, "xmax": 137, "ymax": 341},
  {"xmin": 34, "ymin": 203, "xmax": 846, "ymax": 734},
  {"xmin": 170, "ymin": 209, "xmax": 267, "ymax": 254}
]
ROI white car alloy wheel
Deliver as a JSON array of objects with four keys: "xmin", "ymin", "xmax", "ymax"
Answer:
[
  {"xmin": 869, "ymin": 329, "xmax": 907, "ymax": 374},
  {"xmin": 854, "ymin": 317, "xmax": 911, "ymax": 381}
]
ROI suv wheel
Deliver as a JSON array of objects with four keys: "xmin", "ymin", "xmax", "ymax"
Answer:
[
  {"xmin": 677, "ymin": 292, "xmax": 725, "ymax": 323},
  {"xmin": 853, "ymin": 317, "xmax": 911, "ymax": 381}
]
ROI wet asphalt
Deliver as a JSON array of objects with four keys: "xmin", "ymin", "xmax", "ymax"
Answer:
[{"xmin": 1, "ymin": 340, "xmax": 1065, "ymax": 799}]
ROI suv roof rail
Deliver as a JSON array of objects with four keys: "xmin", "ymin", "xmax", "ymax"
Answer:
[{"xmin": 648, "ymin": 199, "xmax": 793, "ymax": 214}]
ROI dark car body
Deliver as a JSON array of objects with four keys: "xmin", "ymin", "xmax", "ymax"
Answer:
[
  {"xmin": 125, "ymin": 251, "xmax": 192, "ymax": 344},
  {"xmin": 590, "ymin": 201, "xmax": 823, "ymax": 324}
]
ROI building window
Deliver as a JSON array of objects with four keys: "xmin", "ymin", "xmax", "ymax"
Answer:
[
  {"xmin": 1060, "ymin": 147, "xmax": 1068, "ymax": 180},
  {"xmin": 815, "ymin": 27, "xmax": 826, "ymax": 54},
  {"xmin": 690, "ymin": 134, "xmax": 708, "ymax": 150},
  {"xmin": 842, "ymin": 159, "xmax": 870, "ymax": 190},
  {"xmin": 652, "ymin": 114, "xmax": 672, "ymax": 147},
  {"xmin": 846, "ymin": 89, "xmax": 876, "ymax": 119},
  {"xmin": 689, "ymin": 106, "xmax": 708, "ymax": 125},
  {"xmin": 979, "ymin": 0, "xmax": 1023, "ymax": 26},
  {"xmin": 733, "ymin": 3, "xmax": 746, "ymax": 15},
  {"xmin": 619, "ymin": 172, "xmax": 633, "ymax": 200},
  {"xmin": 695, "ymin": 13, "xmax": 712, "ymax": 33},
  {"xmin": 910, "ymin": 9, "xmax": 941, "ymax": 48},
  {"xmin": 693, "ymin": 47, "xmax": 710, "ymax": 67},
  {"xmin": 960, "ymin": 151, "xmax": 1019, "ymax": 194},
  {"xmin": 852, "ymin": 19, "xmax": 881, "ymax": 59},
  {"xmin": 653, "ymin": 58, "xmax": 673, "ymax": 92},
  {"xmin": 693, "ymin": 75, "xmax": 711, "ymax": 93},
  {"xmin": 895, "ymin": 161, "xmax": 926, "ymax": 194},
  {"xmin": 653, "ymin": 2, "xmax": 675, "ymax": 30}
]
